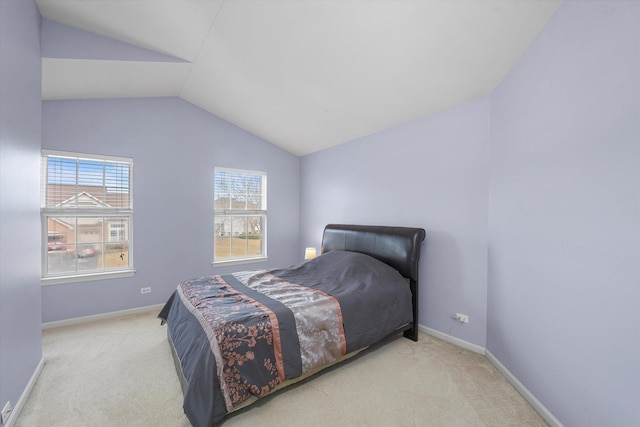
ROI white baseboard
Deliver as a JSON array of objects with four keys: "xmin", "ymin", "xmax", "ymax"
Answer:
[
  {"xmin": 486, "ymin": 350, "xmax": 563, "ymax": 427},
  {"xmin": 42, "ymin": 304, "xmax": 164, "ymax": 330},
  {"xmin": 418, "ymin": 324, "xmax": 562, "ymax": 427},
  {"xmin": 4, "ymin": 358, "xmax": 44, "ymax": 427},
  {"xmin": 419, "ymin": 324, "xmax": 486, "ymax": 355}
]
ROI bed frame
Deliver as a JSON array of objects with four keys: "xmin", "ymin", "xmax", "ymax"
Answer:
[
  {"xmin": 164, "ymin": 224, "xmax": 427, "ymax": 424},
  {"xmin": 321, "ymin": 224, "xmax": 426, "ymax": 341}
]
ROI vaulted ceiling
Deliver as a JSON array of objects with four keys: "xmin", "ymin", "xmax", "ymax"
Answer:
[{"xmin": 36, "ymin": 0, "xmax": 561, "ymax": 156}]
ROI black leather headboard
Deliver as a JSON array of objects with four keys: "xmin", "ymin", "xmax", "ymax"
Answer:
[
  {"xmin": 321, "ymin": 224, "xmax": 426, "ymax": 341},
  {"xmin": 321, "ymin": 224, "xmax": 426, "ymax": 282}
]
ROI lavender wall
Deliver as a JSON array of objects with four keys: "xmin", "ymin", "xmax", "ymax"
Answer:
[
  {"xmin": 488, "ymin": 1, "xmax": 640, "ymax": 426},
  {"xmin": 41, "ymin": 98, "xmax": 300, "ymax": 322},
  {"xmin": 300, "ymin": 97, "xmax": 490, "ymax": 347},
  {"xmin": 0, "ymin": 0, "xmax": 43, "ymax": 416}
]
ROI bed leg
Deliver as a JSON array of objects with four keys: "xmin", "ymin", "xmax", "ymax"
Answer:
[
  {"xmin": 404, "ymin": 278, "xmax": 419, "ymax": 341},
  {"xmin": 403, "ymin": 326, "xmax": 418, "ymax": 341}
]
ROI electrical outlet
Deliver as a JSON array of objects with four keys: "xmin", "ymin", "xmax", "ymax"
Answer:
[
  {"xmin": 141, "ymin": 287, "xmax": 151, "ymax": 294},
  {"xmin": 2, "ymin": 401, "xmax": 12, "ymax": 424},
  {"xmin": 453, "ymin": 313, "xmax": 469, "ymax": 324}
]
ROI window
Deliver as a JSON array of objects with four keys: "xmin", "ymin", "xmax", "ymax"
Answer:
[
  {"xmin": 109, "ymin": 223, "xmax": 127, "ymax": 241},
  {"xmin": 41, "ymin": 150, "xmax": 134, "ymax": 282},
  {"xmin": 214, "ymin": 168, "xmax": 267, "ymax": 264}
]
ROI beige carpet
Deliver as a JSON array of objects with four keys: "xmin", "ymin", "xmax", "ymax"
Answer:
[{"xmin": 16, "ymin": 310, "xmax": 547, "ymax": 426}]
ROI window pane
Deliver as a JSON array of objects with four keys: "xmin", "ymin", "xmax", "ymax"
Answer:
[
  {"xmin": 246, "ymin": 175, "xmax": 262, "ymax": 194},
  {"xmin": 230, "ymin": 173, "xmax": 246, "ymax": 197},
  {"xmin": 247, "ymin": 216, "xmax": 263, "ymax": 256},
  {"xmin": 247, "ymin": 195, "xmax": 262, "ymax": 210},
  {"xmin": 46, "ymin": 217, "xmax": 75, "ymax": 275},
  {"xmin": 246, "ymin": 174, "xmax": 264, "ymax": 210},
  {"xmin": 214, "ymin": 216, "xmax": 232, "ymax": 260},
  {"xmin": 47, "ymin": 251, "xmax": 76, "ymax": 275},
  {"xmin": 75, "ymin": 217, "xmax": 102, "ymax": 271},
  {"xmin": 77, "ymin": 249, "xmax": 100, "ymax": 272},
  {"xmin": 215, "ymin": 170, "xmax": 231, "ymax": 190},
  {"xmin": 214, "ymin": 170, "xmax": 233, "ymax": 211},
  {"xmin": 77, "ymin": 217, "xmax": 103, "ymax": 245},
  {"xmin": 229, "ymin": 217, "xmax": 249, "ymax": 258},
  {"xmin": 105, "ymin": 242, "xmax": 129, "ymax": 270},
  {"xmin": 44, "ymin": 157, "xmax": 78, "ymax": 207},
  {"xmin": 105, "ymin": 218, "xmax": 129, "ymax": 270},
  {"xmin": 47, "ymin": 216, "xmax": 75, "ymax": 251}
]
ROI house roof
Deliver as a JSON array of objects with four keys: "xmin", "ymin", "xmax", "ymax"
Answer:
[
  {"xmin": 56, "ymin": 191, "xmax": 112, "ymax": 209},
  {"xmin": 36, "ymin": 0, "xmax": 561, "ymax": 156},
  {"xmin": 45, "ymin": 185, "xmax": 130, "ymax": 210}
]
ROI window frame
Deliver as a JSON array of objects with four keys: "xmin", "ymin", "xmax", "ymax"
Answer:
[
  {"xmin": 213, "ymin": 167, "xmax": 267, "ymax": 265},
  {"xmin": 41, "ymin": 150, "xmax": 135, "ymax": 284}
]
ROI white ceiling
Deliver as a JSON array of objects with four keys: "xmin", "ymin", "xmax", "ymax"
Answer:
[{"xmin": 36, "ymin": 0, "xmax": 561, "ymax": 156}]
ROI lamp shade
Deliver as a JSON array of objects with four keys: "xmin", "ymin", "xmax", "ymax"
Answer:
[{"xmin": 304, "ymin": 247, "xmax": 317, "ymax": 260}]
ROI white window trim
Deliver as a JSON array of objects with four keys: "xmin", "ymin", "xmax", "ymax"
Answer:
[
  {"xmin": 42, "ymin": 270, "xmax": 136, "ymax": 286},
  {"xmin": 211, "ymin": 257, "xmax": 269, "ymax": 268},
  {"xmin": 41, "ymin": 150, "xmax": 135, "ymax": 282},
  {"xmin": 213, "ymin": 167, "xmax": 267, "ymax": 265}
]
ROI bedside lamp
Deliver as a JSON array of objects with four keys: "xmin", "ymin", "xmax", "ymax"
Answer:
[{"xmin": 304, "ymin": 247, "xmax": 317, "ymax": 260}]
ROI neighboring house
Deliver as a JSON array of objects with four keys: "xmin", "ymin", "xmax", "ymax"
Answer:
[{"xmin": 46, "ymin": 185, "xmax": 129, "ymax": 253}]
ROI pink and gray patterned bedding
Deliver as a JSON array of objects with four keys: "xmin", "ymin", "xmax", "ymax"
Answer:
[{"xmin": 159, "ymin": 249, "xmax": 413, "ymax": 426}]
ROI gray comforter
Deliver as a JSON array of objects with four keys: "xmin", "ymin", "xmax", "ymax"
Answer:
[{"xmin": 158, "ymin": 250, "xmax": 413, "ymax": 426}]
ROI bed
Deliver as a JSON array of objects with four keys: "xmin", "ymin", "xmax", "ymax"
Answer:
[{"xmin": 159, "ymin": 224, "xmax": 426, "ymax": 426}]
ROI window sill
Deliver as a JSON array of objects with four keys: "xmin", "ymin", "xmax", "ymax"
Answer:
[
  {"xmin": 42, "ymin": 269, "xmax": 136, "ymax": 286},
  {"xmin": 212, "ymin": 257, "xmax": 268, "ymax": 268}
]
